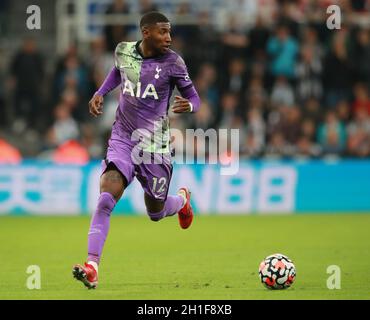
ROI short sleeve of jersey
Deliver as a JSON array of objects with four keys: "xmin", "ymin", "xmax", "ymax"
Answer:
[{"xmin": 171, "ymin": 56, "xmax": 192, "ymax": 90}]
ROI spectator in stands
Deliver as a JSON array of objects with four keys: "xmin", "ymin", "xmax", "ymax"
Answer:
[
  {"xmin": 335, "ymin": 100, "xmax": 351, "ymax": 124},
  {"xmin": 225, "ymin": 115, "xmax": 247, "ymax": 158},
  {"xmin": 350, "ymin": 28, "xmax": 370, "ymax": 85},
  {"xmin": 88, "ymin": 37, "xmax": 114, "ymax": 85},
  {"xmin": 280, "ymin": 106, "xmax": 302, "ymax": 145},
  {"xmin": 104, "ymin": 0, "xmax": 130, "ymax": 52},
  {"xmin": 171, "ymin": 2, "xmax": 197, "ymax": 46},
  {"xmin": 317, "ymin": 110, "xmax": 347, "ymax": 155},
  {"xmin": 219, "ymin": 0, "xmax": 258, "ymax": 30},
  {"xmin": 248, "ymin": 59, "xmax": 269, "ymax": 90},
  {"xmin": 245, "ymin": 76, "xmax": 268, "ymax": 112},
  {"xmin": 266, "ymin": 105, "xmax": 303, "ymax": 157},
  {"xmin": 351, "ymin": 0, "xmax": 368, "ymax": 12},
  {"xmin": 300, "ymin": 117, "xmax": 317, "ymax": 143},
  {"xmin": 9, "ymin": 37, "xmax": 44, "ymax": 131},
  {"xmin": 53, "ymin": 140, "xmax": 90, "ymax": 165},
  {"xmin": 220, "ymin": 58, "xmax": 247, "ymax": 97},
  {"xmin": 276, "ymin": 0, "xmax": 302, "ymax": 38},
  {"xmin": 295, "ymin": 44, "xmax": 323, "ymax": 103},
  {"xmin": 221, "ymin": 13, "xmax": 249, "ymax": 61},
  {"xmin": 52, "ymin": 44, "xmax": 78, "ymax": 98},
  {"xmin": 244, "ymin": 107, "xmax": 266, "ymax": 154},
  {"xmin": 138, "ymin": 0, "xmax": 158, "ymax": 14},
  {"xmin": 80, "ymin": 123, "xmax": 103, "ymax": 160},
  {"xmin": 352, "ymin": 83, "xmax": 370, "ymax": 116},
  {"xmin": 184, "ymin": 11, "xmax": 221, "ymax": 73},
  {"xmin": 60, "ymin": 88, "xmax": 84, "ymax": 121},
  {"xmin": 0, "ymin": 138, "xmax": 22, "ymax": 164},
  {"xmin": 257, "ymin": 0, "xmax": 278, "ymax": 24},
  {"xmin": 346, "ymin": 108, "xmax": 370, "ymax": 157},
  {"xmin": 266, "ymin": 105, "xmax": 283, "ymax": 140},
  {"xmin": 54, "ymin": 53, "xmax": 89, "ymax": 106},
  {"xmin": 46, "ymin": 102, "xmax": 80, "ymax": 149},
  {"xmin": 270, "ymin": 76, "xmax": 295, "ymax": 108},
  {"xmin": 295, "ymin": 135, "xmax": 321, "ymax": 158},
  {"xmin": 248, "ymin": 15, "xmax": 270, "ymax": 60},
  {"xmin": 191, "ymin": 100, "xmax": 214, "ymax": 131},
  {"xmin": 302, "ymin": 97, "xmax": 321, "ymax": 124},
  {"xmin": 265, "ymin": 132, "xmax": 293, "ymax": 158},
  {"xmin": 217, "ymin": 92, "xmax": 240, "ymax": 129},
  {"xmin": 323, "ymin": 30, "xmax": 353, "ymax": 108},
  {"xmin": 266, "ymin": 24, "xmax": 299, "ymax": 80},
  {"xmin": 193, "ymin": 63, "xmax": 219, "ymax": 111},
  {"xmin": 300, "ymin": 25, "xmax": 324, "ymax": 60}
]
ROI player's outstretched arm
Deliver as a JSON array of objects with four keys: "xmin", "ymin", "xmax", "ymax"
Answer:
[
  {"xmin": 89, "ymin": 66, "xmax": 121, "ymax": 117},
  {"xmin": 95, "ymin": 66, "xmax": 121, "ymax": 97}
]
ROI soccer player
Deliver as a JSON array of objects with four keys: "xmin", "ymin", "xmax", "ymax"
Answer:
[{"xmin": 72, "ymin": 12, "xmax": 200, "ymax": 289}]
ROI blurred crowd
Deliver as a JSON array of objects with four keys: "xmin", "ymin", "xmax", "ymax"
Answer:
[{"xmin": 0, "ymin": 0, "xmax": 369, "ymax": 163}]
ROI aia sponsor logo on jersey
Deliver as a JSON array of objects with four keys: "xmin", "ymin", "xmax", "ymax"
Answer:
[{"xmin": 122, "ymin": 79, "xmax": 159, "ymax": 100}]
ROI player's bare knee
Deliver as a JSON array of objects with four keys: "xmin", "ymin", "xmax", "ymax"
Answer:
[{"xmin": 100, "ymin": 170, "xmax": 125, "ymax": 202}]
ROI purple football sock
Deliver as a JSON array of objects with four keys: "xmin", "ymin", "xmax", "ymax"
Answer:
[
  {"xmin": 87, "ymin": 192, "xmax": 116, "ymax": 264},
  {"xmin": 147, "ymin": 195, "xmax": 184, "ymax": 221}
]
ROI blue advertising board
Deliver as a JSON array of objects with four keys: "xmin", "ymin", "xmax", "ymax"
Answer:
[{"xmin": 0, "ymin": 160, "xmax": 369, "ymax": 215}]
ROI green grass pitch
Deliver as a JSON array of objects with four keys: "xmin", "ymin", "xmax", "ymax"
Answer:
[{"xmin": 0, "ymin": 214, "xmax": 369, "ymax": 300}]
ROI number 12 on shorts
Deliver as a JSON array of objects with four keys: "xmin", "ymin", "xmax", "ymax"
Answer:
[{"xmin": 152, "ymin": 177, "xmax": 167, "ymax": 194}]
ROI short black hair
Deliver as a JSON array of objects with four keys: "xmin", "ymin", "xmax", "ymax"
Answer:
[{"xmin": 140, "ymin": 11, "xmax": 169, "ymax": 29}]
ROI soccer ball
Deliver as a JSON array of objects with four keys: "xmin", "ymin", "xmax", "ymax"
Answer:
[{"xmin": 258, "ymin": 253, "xmax": 296, "ymax": 290}]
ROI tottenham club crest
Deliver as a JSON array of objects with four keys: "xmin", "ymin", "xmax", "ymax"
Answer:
[{"xmin": 154, "ymin": 66, "xmax": 162, "ymax": 79}]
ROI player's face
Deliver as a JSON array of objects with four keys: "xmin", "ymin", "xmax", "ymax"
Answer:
[{"xmin": 147, "ymin": 22, "xmax": 172, "ymax": 55}]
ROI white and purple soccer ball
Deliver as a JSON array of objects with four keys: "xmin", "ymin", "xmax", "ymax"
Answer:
[{"xmin": 259, "ymin": 253, "xmax": 296, "ymax": 290}]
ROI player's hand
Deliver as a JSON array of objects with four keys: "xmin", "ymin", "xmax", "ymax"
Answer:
[
  {"xmin": 172, "ymin": 95, "xmax": 192, "ymax": 113},
  {"xmin": 89, "ymin": 94, "xmax": 104, "ymax": 117}
]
